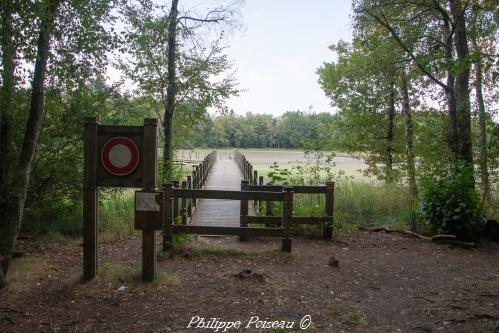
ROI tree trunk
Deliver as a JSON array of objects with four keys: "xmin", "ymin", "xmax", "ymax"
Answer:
[
  {"xmin": 385, "ymin": 82, "xmax": 395, "ymax": 183},
  {"xmin": 449, "ymin": 0, "xmax": 474, "ymax": 170},
  {"xmin": 0, "ymin": 2, "xmax": 16, "ymax": 214},
  {"xmin": 163, "ymin": 0, "xmax": 179, "ymax": 182},
  {"xmin": 0, "ymin": 0, "xmax": 60, "ymax": 288},
  {"xmin": 471, "ymin": 40, "xmax": 489, "ymax": 200},
  {"xmin": 400, "ymin": 70, "xmax": 417, "ymax": 197},
  {"xmin": 441, "ymin": 13, "xmax": 459, "ymax": 164}
]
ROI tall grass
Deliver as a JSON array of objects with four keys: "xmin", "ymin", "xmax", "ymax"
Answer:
[
  {"xmin": 99, "ymin": 191, "xmax": 136, "ymax": 240},
  {"xmin": 334, "ymin": 182, "xmax": 414, "ymax": 226}
]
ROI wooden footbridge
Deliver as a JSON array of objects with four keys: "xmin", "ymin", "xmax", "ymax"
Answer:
[
  {"xmin": 82, "ymin": 119, "xmax": 335, "ymax": 282},
  {"xmin": 162, "ymin": 150, "xmax": 335, "ymax": 252}
]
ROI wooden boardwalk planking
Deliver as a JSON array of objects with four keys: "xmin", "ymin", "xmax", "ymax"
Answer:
[{"xmin": 192, "ymin": 157, "xmax": 254, "ymax": 227}]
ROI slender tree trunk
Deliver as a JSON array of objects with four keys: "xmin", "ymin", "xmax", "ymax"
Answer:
[
  {"xmin": 0, "ymin": 0, "xmax": 60, "ymax": 288},
  {"xmin": 442, "ymin": 14, "xmax": 459, "ymax": 164},
  {"xmin": 472, "ymin": 40, "xmax": 489, "ymax": 200},
  {"xmin": 400, "ymin": 70, "xmax": 417, "ymax": 197},
  {"xmin": 449, "ymin": 0, "xmax": 474, "ymax": 170},
  {"xmin": 0, "ymin": 2, "xmax": 17, "ymax": 288},
  {"xmin": 0, "ymin": 2, "xmax": 16, "ymax": 210},
  {"xmin": 385, "ymin": 82, "xmax": 395, "ymax": 183},
  {"xmin": 163, "ymin": 0, "xmax": 179, "ymax": 182}
]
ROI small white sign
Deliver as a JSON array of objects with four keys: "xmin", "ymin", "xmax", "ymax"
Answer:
[{"xmin": 136, "ymin": 192, "xmax": 160, "ymax": 212}]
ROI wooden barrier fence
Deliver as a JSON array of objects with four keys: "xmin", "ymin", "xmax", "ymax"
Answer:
[
  {"xmin": 162, "ymin": 184, "xmax": 294, "ymax": 251},
  {"xmin": 234, "ymin": 150, "xmax": 334, "ymax": 238}
]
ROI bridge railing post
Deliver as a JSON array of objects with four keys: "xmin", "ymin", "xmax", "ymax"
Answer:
[{"xmin": 192, "ymin": 167, "xmax": 197, "ymax": 207}]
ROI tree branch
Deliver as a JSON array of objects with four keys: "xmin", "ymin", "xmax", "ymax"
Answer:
[{"xmin": 365, "ymin": 8, "xmax": 449, "ymax": 91}]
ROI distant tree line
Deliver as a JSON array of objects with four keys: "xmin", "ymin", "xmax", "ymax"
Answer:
[{"xmin": 188, "ymin": 111, "xmax": 335, "ymax": 149}]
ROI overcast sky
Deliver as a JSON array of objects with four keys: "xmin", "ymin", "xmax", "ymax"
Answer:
[{"xmin": 221, "ymin": 0, "xmax": 353, "ymax": 116}]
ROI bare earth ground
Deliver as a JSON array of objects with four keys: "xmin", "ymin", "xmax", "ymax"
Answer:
[{"xmin": 1, "ymin": 232, "xmax": 499, "ymax": 333}]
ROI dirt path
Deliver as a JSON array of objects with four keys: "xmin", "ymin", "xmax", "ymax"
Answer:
[{"xmin": 1, "ymin": 231, "xmax": 499, "ymax": 333}]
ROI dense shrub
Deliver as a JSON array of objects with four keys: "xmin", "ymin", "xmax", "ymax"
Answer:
[{"xmin": 420, "ymin": 165, "xmax": 486, "ymax": 241}]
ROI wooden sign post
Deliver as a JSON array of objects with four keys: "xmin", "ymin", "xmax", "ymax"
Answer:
[{"xmin": 83, "ymin": 117, "xmax": 158, "ymax": 281}]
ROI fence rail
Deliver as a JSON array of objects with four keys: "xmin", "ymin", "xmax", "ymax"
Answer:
[
  {"xmin": 161, "ymin": 150, "xmax": 335, "ymax": 253},
  {"xmin": 234, "ymin": 150, "xmax": 334, "ymax": 238},
  {"xmin": 162, "ymin": 150, "xmax": 217, "ymax": 250}
]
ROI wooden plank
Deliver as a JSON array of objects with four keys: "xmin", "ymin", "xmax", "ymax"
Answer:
[
  {"xmin": 244, "ymin": 215, "xmax": 332, "ymax": 225},
  {"xmin": 291, "ymin": 216, "xmax": 328, "ymax": 224},
  {"xmin": 245, "ymin": 215, "xmax": 282, "ymax": 225},
  {"xmin": 245, "ymin": 185, "xmax": 325, "ymax": 193},
  {"xmin": 83, "ymin": 117, "xmax": 98, "ymax": 281},
  {"xmin": 173, "ymin": 225, "xmax": 283, "ymax": 237},
  {"xmin": 98, "ymin": 124, "xmax": 144, "ymax": 134},
  {"xmin": 172, "ymin": 188, "xmax": 285, "ymax": 201},
  {"xmin": 290, "ymin": 186, "xmax": 326, "ymax": 194},
  {"xmin": 247, "ymin": 185, "xmax": 283, "ymax": 192}
]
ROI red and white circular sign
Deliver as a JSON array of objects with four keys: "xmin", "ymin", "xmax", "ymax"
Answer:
[{"xmin": 101, "ymin": 137, "xmax": 139, "ymax": 176}]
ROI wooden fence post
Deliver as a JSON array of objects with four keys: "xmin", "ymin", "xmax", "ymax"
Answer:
[
  {"xmin": 324, "ymin": 182, "xmax": 334, "ymax": 240},
  {"xmin": 281, "ymin": 187, "xmax": 293, "ymax": 252},
  {"xmin": 172, "ymin": 180, "xmax": 179, "ymax": 223},
  {"xmin": 253, "ymin": 170, "xmax": 258, "ymax": 208},
  {"xmin": 141, "ymin": 118, "xmax": 158, "ymax": 282},
  {"xmin": 258, "ymin": 176, "xmax": 264, "ymax": 212},
  {"xmin": 181, "ymin": 180, "xmax": 187, "ymax": 225},
  {"xmin": 265, "ymin": 182, "xmax": 273, "ymax": 218},
  {"xmin": 186, "ymin": 175, "xmax": 192, "ymax": 217},
  {"xmin": 83, "ymin": 117, "xmax": 98, "ymax": 281},
  {"xmin": 163, "ymin": 183, "xmax": 174, "ymax": 251},
  {"xmin": 239, "ymin": 180, "xmax": 249, "ymax": 241}
]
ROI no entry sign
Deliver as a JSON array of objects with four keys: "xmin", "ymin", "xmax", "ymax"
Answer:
[{"xmin": 101, "ymin": 137, "xmax": 140, "ymax": 176}]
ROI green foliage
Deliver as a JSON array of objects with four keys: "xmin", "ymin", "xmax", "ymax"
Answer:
[
  {"xmin": 99, "ymin": 190, "xmax": 136, "ymax": 240},
  {"xmin": 267, "ymin": 151, "xmax": 351, "ymax": 186},
  {"xmin": 421, "ymin": 165, "xmax": 486, "ymax": 241},
  {"xmin": 192, "ymin": 111, "xmax": 335, "ymax": 150}
]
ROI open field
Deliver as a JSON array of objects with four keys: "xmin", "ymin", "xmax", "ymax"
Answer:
[{"xmin": 178, "ymin": 149, "xmax": 369, "ymax": 181}]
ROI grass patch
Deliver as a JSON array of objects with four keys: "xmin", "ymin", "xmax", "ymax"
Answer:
[
  {"xmin": 328, "ymin": 300, "xmax": 366, "ymax": 328},
  {"xmin": 99, "ymin": 190, "xmax": 136, "ymax": 240},
  {"xmin": 5, "ymin": 256, "xmax": 51, "ymax": 292},
  {"xmin": 166, "ymin": 244, "xmax": 295, "ymax": 261},
  {"xmin": 68, "ymin": 262, "xmax": 177, "ymax": 294}
]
